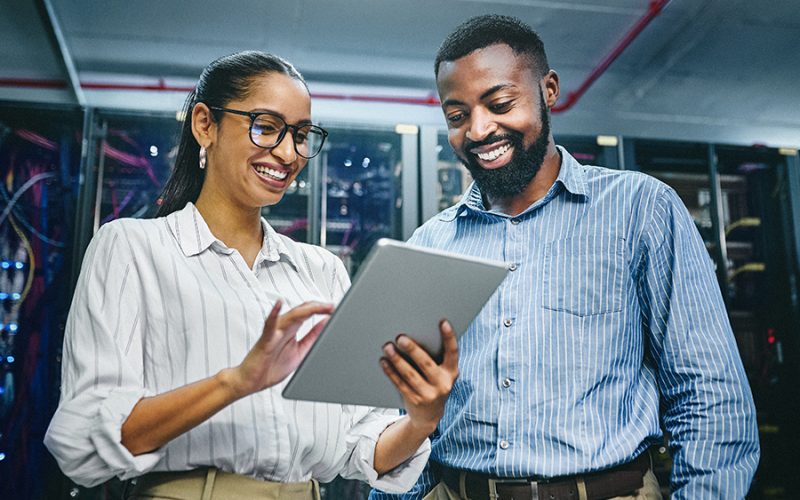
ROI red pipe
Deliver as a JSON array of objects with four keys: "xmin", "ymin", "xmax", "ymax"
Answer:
[
  {"xmin": 0, "ymin": 78, "xmax": 67, "ymax": 89},
  {"xmin": 0, "ymin": 2, "xmax": 669, "ymax": 112},
  {"xmin": 0, "ymin": 77, "xmax": 440, "ymax": 106},
  {"xmin": 552, "ymin": 0, "xmax": 671, "ymax": 113},
  {"xmin": 311, "ymin": 92, "xmax": 440, "ymax": 106},
  {"xmin": 82, "ymin": 78, "xmax": 194, "ymax": 92}
]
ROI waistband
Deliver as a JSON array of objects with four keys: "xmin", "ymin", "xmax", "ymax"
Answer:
[
  {"xmin": 438, "ymin": 451, "xmax": 651, "ymax": 500},
  {"xmin": 125, "ymin": 467, "xmax": 320, "ymax": 500}
]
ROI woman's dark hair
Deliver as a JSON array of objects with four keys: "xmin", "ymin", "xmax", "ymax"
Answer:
[
  {"xmin": 435, "ymin": 14, "xmax": 550, "ymax": 80},
  {"xmin": 155, "ymin": 51, "xmax": 307, "ymax": 217}
]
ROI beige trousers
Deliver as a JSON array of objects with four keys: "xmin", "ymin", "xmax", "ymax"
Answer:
[
  {"xmin": 422, "ymin": 470, "xmax": 662, "ymax": 500},
  {"xmin": 125, "ymin": 468, "xmax": 320, "ymax": 500}
]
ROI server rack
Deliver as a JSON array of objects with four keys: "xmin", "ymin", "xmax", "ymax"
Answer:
[{"xmin": 0, "ymin": 103, "xmax": 84, "ymax": 500}]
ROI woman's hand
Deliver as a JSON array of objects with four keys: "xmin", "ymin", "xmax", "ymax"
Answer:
[
  {"xmin": 121, "ymin": 300, "xmax": 331, "ymax": 456},
  {"xmin": 225, "ymin": 300, "xmax": 333, "ymax": 399},
  {"xmin": 380, "ymin": 320, "xmax": 459, "ymax": 434}
]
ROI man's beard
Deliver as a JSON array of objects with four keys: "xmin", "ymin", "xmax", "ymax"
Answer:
[{"xmin": 458, "ymin": 98, "xmax": 551, "ymax": 201}]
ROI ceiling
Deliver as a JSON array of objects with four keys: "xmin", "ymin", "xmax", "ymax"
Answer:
[{"xmin": 1, "ymin": 0, "xmax": 799, "ymax": 147}]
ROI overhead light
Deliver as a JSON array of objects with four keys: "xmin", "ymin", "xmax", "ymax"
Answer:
[
  {"xmin": 596, "ymin": 135, "xmax": 618, "ymax": 147},
  {"xmin": 779, "ymin": 147, "xmax": 798, "ymax": 157},
  {"xmin": 395, "ymin": 124, "xmax": 419, "ymax": 135}
]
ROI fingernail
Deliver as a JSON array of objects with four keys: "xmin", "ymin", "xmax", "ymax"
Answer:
[
  {"xmin": 383, "ymin": 343, "xmax": 394, "ymax": 355},
  {"xmin": 397, "ymin": 335, "xmax": 410, "ymax": 348}
]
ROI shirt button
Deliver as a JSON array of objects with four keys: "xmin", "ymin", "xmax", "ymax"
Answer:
[
  {"xmin": 509, "ymin": 263, "xmax": 518, "ymax": 272},
  {"xmin": 499, "ymin": 440, "xmax": 510, "ymax": 449},
  {"xmin": 503, "ymin": 318, "xmax": 513, "ymax": 327},
  {"xmin": 502, "ymin": 378, "xmax": 512, "ymax": 388},
  {"xmin": 510, "ymin": 218, "xmax": 520, "ymax": 225}
]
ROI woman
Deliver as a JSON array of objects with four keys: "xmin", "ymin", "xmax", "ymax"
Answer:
[{"xmin": 44, "ymin": 51, "xmax": 458, "ymax": 499}]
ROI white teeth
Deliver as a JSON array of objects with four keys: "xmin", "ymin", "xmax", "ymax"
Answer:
[
  {"xmin": 476, "ymin": 144, "xmax": 511, "ymax": 161},
  {"xmin": 254, "ymin": 165, "xmax": 288, "ymax": 180}
]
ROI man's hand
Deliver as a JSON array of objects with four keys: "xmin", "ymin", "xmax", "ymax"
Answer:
[{"xmin": 380, "ymin": 319, "xmax": 459, "ymax": 433}]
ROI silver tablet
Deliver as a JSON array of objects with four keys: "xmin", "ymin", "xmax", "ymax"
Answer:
[{"xmin": 282, "ymin": 238, "xmax": 509, "ymax": 409}]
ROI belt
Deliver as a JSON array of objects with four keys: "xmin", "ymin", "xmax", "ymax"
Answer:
[
  {"xmin": 438, "ymin": 452, "xmax": 650, "ymax": 500},
  {"xmin": 125, "ymin": 468, "xmax": 320, "ymax": 500}
]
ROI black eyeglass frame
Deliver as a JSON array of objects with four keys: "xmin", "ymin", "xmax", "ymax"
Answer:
[{"xmin": 208, "ymin": 105, "xmax": 328, "ymax": 159}]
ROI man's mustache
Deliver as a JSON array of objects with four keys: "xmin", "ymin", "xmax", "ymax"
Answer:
[{"xmin": 463, "ymin": 132, "xmax": 522, "ymax": 152}]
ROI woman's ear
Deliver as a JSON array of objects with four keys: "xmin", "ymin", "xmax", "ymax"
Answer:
[{"xmin": 191, "ymin": 102, "xmax": 216, "ymax": 148}]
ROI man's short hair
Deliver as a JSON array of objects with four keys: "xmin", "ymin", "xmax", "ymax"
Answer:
[{"xmin": 435, "ymin": 14, "xmax": 550, "ymax": 79}]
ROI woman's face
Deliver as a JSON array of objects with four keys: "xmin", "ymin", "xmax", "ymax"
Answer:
[{"xmin": 199, "ymin": 72, "xmax": 312, "ymax": 210}]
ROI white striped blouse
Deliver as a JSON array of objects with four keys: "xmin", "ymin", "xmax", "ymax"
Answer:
[
  {"xmin": 44, "ymin": 202, "xmax": 429, "ymax": 492},
  {"xmin": 371, "ymin": 146, "xmax": 759, "ymax": 499}
]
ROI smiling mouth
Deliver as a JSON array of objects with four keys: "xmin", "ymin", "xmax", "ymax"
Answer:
[
  {"xmin": 472, "ymin": 143, "xmax": 511, "ymax": 162},
  {"xmin": 254, "ymin": 164, "xmax": 289, "ymax": 181}
]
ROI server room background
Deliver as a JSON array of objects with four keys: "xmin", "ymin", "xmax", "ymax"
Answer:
[{"xmin": 1, "ymin": 0, "xmax": 799, "ymax": 498}]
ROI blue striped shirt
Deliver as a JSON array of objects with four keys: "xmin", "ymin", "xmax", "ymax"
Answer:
[{"xmin": 371, "ymin": 146, "xmax": 758, "ymax": 499}]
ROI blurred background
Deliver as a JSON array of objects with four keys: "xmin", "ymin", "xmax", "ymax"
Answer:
[{"xmin": 0, "ymin": 0, "xmax": 798, "ymax": 498}]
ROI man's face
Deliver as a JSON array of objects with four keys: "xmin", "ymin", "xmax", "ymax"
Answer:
[{"xmin": 436, "ymin": 44, "xmax": 553, "ymax": 200}]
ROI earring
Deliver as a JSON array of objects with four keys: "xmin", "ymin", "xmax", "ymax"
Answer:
[{"xmin": 199, "ymin": 146, "xmax": 207, "ymax": 170}]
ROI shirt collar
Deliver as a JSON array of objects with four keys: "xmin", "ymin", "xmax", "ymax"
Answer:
[
  {"xmin": 166, "ymin": 202, "xmax": 217, "ymax": 256},
  {"xmin": 438, "ymin": 144, "xmax": 587, "ymax": 222},
  {"xmin": 260, "ymin": 218, "xmax": 298, "ymax": 269},
  {"xmin": 555, "ymin": 145, "xmax": 588, "ymax": 198},
  {"xmin": 166, "ymin": 202, "xmax": 297, "ymax": 269}
]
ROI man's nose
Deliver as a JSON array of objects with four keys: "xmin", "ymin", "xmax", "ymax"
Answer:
[{"xmin": 465, "ymin": 109, "xmax": 498, "ymax": 143}]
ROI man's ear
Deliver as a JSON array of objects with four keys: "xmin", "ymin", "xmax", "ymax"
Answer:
[
  {"xmin": 191, "ymin": 102, "xmax": 216, "ymax": 148},
  {"xmin": 542, "ymin": 70, "xmax": 560, "ymax": 109}
]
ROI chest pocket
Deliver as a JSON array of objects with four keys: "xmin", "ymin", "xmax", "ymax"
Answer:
[{"xmin": 542, "ymin": 237, "xmax": 625, "ymax": 316}]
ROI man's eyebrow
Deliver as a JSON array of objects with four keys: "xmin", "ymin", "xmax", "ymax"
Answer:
[
  {"xmin": 442, "ymin": 83, "xmax": 517, "ymax": 107},
  {"xmin": 442, "ymin": 97, "xmax": 464, "ymax": 107},
  {"xmin": 480, "ymin": 83, "xmax": 515, "ymax": 100}
]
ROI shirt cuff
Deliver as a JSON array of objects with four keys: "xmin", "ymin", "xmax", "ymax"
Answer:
[
  {"xmin": 89, "ymin": 386, "xmax": 164, "ymax": 482},
  {"xmin": 344, "ymin": 412, "xmax": 432, "ymax": 493}
]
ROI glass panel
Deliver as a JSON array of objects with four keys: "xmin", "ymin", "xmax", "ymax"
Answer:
[
  {"xmin": 260, "ymin": 167, "xmax": 312, "ymax": 242},
  {"xmin": 94, "ymin": 113, "xmax": 178, "ymax": 223},
  {"xmin": 634, "ymin": 141, "xmax": 715, "ymax": 245},
  {"xmin": 319, "ymin": 126, "xmax": 403, "ymax": 273},
  {"xmin": 556, "ymin": 135, "xmax": 619, "ymax": 169},
  {"xmin": 315, "ymin": 126, "xmax": 404, "ymax": 499},
  {"xmin": 435, "ymin": 131, "xmax": 470, "ymax": 211},
  {"xmin": 94, "ymin": 112, "xmax": 312, "ymax": 242},
  {"xmin": 0, "ymin": 104, "xmax": 83, "ymax": 500}
]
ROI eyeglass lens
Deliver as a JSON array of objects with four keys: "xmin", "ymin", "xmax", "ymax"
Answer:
[{"xmin": 251, "ymin": 114, "xmax": 325, "ymax": 158}]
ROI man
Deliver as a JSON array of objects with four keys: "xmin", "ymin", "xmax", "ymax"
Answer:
[{"xmin": 371, "ymin": 14, "xmax": 758, "ymax": 500}]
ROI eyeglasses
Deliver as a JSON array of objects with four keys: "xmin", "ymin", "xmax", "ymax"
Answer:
[{"xmin": 208, "ymin": 106, "xmax": 328, "ymax": 159}]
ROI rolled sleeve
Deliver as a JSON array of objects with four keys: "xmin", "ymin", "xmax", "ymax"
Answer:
[
  {"xmin": 44, "ymin": 222, "xmax": 158, "ymax": 486},
  {"xmin": 341, "ymin": 408, "xmax": 431, "ymax": 493},
  {"xmin": 45, "ymin": 387, "xmax": 164, "ymax": 487}
]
